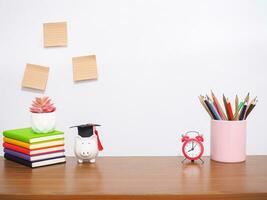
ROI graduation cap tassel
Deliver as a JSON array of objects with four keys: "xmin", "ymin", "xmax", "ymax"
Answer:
[{"xmin": 94, "ymin": 130, "xmax": 103, "ymax": 151}]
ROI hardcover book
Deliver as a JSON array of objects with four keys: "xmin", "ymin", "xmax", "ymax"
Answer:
[
  {"xmin": 3, "ymin": 142, "xmax": 64, "ymax": 156},
  {"xmin": 4, "ymin": 153, "xmax": 66, "ymax": 168},
  {"xmin": 4, "ymin": 148, "xmax": 65, "ymax": 162},
  {"xmin": 3, "ymin": 128, "xmax": 64, "ymax": 143},
  {"xmin": 3, "ymin": 137, "xmax": 64, "ymax": 150}
]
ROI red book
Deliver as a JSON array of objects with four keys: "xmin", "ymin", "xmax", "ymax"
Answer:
[
  {"xmin": 3, "ymin": 143, "xmax": 64, "ymax": 156},
  {"xmin": 227, "ymin": 100, "xmax": 234, "ymax": 120}
]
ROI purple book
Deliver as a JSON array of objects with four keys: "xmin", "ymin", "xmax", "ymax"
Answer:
[{"xmin": 4, "ymin": 148, "xmax": 65, "ymax": 162}]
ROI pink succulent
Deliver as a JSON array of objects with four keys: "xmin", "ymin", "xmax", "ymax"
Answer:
[{"xmin": 30, "ymin": 96, "xmax": 56, "ymax": 113}]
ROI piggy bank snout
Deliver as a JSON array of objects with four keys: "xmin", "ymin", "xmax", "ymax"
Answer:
[
  {"xmin": 77, "ymin": 146, "xmax": 93, "ymax": 158},
  {"xmin": 81, "ymin": 151, "xmax": 90, "ymax": 156},
  {"xmin": 76, "ymin": 141, "xmax": 96, "ymax": 155}
]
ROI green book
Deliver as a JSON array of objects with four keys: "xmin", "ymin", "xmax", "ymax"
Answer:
[{"xmin": 3, "ymin": 128, "xmax": 64, "ymax": 144}]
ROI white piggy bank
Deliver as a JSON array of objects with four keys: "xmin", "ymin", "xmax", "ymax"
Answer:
[{"xmin": 74, "ymin": 135, "xmax": 99, "ymax": 164}]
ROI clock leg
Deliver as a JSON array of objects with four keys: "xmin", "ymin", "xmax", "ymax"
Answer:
[
  {"xmin": 200, "ymin": 158, "xmax": 204, "ymax": 164},
  {"xmin": 181, "ymin": 157, "xmax": 187, "ymax": 164}
]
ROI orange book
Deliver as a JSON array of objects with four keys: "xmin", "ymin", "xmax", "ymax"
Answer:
[{"xmin": 3, "ymin": 137, "xmax": 64, "ymax": 150}]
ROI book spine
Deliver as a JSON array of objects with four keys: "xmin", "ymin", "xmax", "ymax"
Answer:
[
  {"xmin": 3, "ymin": 142, "xmax": 30, "ymax": 155},
  {"xmin": 3, "ymin": 137, "xmax": 30, "ymax": 149},
  {"xmin": 4, "ymin": 149, "xmax": 31, "ymax": 161},
  {"xmin": 4, "ymin": 153, "xmax": 32, "ymax": 168},
  {"xmin": 3, "ymin": 131, "xmax": 30, "ymax": 143}
]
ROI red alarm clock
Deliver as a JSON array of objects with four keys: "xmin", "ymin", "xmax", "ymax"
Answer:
[{"xmin": 181, "ymin": 131, "xmax": 204, "ymax": 164}]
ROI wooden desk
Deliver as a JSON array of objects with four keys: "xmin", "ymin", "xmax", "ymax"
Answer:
[{"xmin": 0, "ymin": 156, "xmax": 267, "ymax": 200}]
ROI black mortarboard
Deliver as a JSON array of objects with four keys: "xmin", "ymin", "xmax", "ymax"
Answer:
[{"xmin": 70, "ymin": 123, "xmax": 101, "ymax": 138}]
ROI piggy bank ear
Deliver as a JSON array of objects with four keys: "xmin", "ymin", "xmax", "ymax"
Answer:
[
  {"xmin": 181, "ymin": 135, "xmax": 189, "ymax": 143},
  {"xmin": 196, "ymin": 135, "xmax": 204, "ymax": 142}
]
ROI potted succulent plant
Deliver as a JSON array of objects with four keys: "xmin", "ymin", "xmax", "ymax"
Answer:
[{"xmin": 30, "ymin": 96, "xmax": 56, "ymax": 133}]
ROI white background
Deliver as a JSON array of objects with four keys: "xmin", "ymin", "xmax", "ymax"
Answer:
[{"xmin": 0, "ymin": 0, "xmax": 267, "ymax": 156}]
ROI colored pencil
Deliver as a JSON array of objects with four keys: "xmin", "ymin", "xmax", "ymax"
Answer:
[
  {"xmin": 234, "ymin": 95, "xmax": 239, "ymax": 120},
  {"xmin": 245, "ymin": 104, "xmax": 256, "ymax": 119},
  {"xmin": 238, "ymin": 102, "xmax": 244, "ymax": 112},
  {"xmin": 223, "ymin": 94, "xmax": 230, "ymax": 120},
  {"xmin": 204, "ymin": 98, "xmax": 217, "ymax": 119},
  {"xmin": 198, "ymin": 96, "xmax": 214, "ymax": 119},
  {"xmin": 209, "ymin": 99, "xmax": 222, "ymax": 120},
  {"xmin": 199, "ymin": 92, "xmax": 257, "ymax": 121},
  {"xmin": 205, "ymin": 98, "xmax": 221, "ymax": 120},
  {"xmin": 244, "ymin": 93, "xmax": 250, "ymax": 104},
  {"xmin": 227, "ymin": 99, "xmax": 234, "ymax": 120},
  {"xmin": 211, "ymin": 91, "xmax": 227, "ymax": 120},
  {"xmin": 245, "ymin": 97, "xmax": 257, "ymax": 119},
  {"xmin": 246, "ymin": 96, "xmax": 256, "ymax": 113},
  {"xmin": 234, "ymin": 101, "xmax": 243, "ymax": 118},
  {"xmin": 239, "ymin": 102, "xmax": 247, "ymax": 120},
  {"xmin": 239, "ymin": 93, "xmax": 250, "ymax": 120}
]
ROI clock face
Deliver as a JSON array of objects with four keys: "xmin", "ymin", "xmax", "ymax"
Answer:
[{"xmin": 182, "ymin": 139, "xmax": 203, "ymax": 160}]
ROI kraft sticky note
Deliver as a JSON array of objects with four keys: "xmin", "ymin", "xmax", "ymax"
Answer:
[
  {"xmin": 72, "ymin": 55, "xmax": 98, "ymax": 81},
  {"xmin": 22, "ymin": 64, "xmax": 49, "ymax": 91},
  {"xmin": 43, "ymin": 22, "xmax": 67, "ymax": 47}
]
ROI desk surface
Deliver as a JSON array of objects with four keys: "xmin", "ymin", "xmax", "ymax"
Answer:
[{"xmin": 0, "ymin": 156, "xmax": 267, "ymax": 200}]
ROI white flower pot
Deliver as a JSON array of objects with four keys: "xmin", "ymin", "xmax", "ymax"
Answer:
[{"xmin": 31, "ymin": 112, "xmax": 56, "ymax": 133}]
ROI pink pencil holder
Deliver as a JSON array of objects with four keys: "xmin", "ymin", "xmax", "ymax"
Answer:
[{"xmin": 210, "ymin": 120, "xmax": 246, "ymax": 163}]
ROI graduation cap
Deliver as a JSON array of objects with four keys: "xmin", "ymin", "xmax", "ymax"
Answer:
[{"xmin": 70, "ymin": 123, "xmax": 103, "ymax": 151}]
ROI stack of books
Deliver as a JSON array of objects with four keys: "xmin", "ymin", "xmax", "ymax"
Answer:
[{"xmin": 3, "ymin": 128, "xmax": 66, "ymax": 168}]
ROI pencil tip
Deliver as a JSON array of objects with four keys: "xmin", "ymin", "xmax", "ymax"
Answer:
[{"xmin": 245, "ymin": 92, "xmax": 250, "ymax": 102}]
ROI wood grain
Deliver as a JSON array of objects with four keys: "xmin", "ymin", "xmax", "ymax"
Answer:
[
  {"xmin": 21, "ymin": 64, "xmax": 49, "ymax": 91},
  {"xmin": 43, "ymin": 22, "xmax": 67, "ymax": 47},
  {"xmin": 72, "ymin": 55, "xmax": 98, "ymax": 81},
  {"xmin": 0, "ymin": 156, "xmax": 267, "ymax": 200}
]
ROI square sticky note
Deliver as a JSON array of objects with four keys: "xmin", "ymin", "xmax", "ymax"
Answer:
[
  {"xmin": 22, "ymin": 64, "xmax": 49, "ymax": 91},
  {"xmin": 43, "ymin": 22, "xmax": 67, "ymax": 47},
  {"xmin": 72, "ymin": 55, "xmax": 98, "ymax": 81}
]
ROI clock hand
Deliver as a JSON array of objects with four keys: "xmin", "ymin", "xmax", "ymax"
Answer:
[
  {"xmin": 187, "ymin": 141, "xmax": 197, "ymax": 153},
  {"xmin": 187, "ymin": 142, "xmax": 195, "ymax": 153},
  {"xmin": 187, "ymin": 148, "xmax": 193, "ymax": 152}
]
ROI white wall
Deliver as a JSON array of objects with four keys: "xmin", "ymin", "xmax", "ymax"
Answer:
[{"xmin": 0, "ymin": 0, "xmax": 267, "ymax": 156}]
